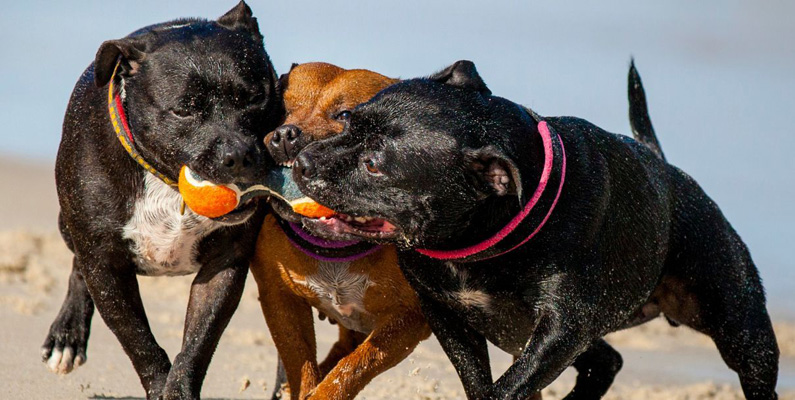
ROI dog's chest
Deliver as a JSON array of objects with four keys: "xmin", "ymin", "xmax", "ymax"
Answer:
[
  {"xmin": 123, "ymin": 174, "xmax": 224, "ymax": 276},
  {"xmin": 295, "ymin": 260, "xmax": 375, "ymax": 333},
  {"xmin": 442, "ymin": 261, "xmax": 542, "ymax": 356}
]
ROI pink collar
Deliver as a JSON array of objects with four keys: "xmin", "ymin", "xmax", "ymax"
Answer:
[{"xmin": 415, "ymin": 120, "xmax": 566, "ymax": 261}]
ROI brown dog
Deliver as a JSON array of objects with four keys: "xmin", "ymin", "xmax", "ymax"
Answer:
[{"xmin": 249, "ymin": 62, "xmax": 430, "ymax": 400}]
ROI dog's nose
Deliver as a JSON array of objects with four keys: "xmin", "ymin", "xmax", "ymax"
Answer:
[
  {"xmin": 268, "ymin": 124, "xmax": 302, "ymax": 163},
  {"xmin": 295, "ymin": 152, "xmax": 315, "ymax": 179},
  {"xmin": 221, "ymin": 147, "xmax": 252, "ymax": 174}
]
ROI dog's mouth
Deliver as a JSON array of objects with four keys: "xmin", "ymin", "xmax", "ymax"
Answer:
[
  {"xmin": 179, "ymin": 165, "xmax": 261, "ymax": 224},
  {"xmin": 300, "ymin": 212, "xmax": 399, "ymax": 241},
  {"xmin": 265, "ymin": 159, "xmax": 400, "ymax": 241},
  {"xmin": 210, "ymin": 196, "xmax": 258, "ymax": 224}
]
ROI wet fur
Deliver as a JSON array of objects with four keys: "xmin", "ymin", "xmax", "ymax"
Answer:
[
  {"xmin": 296, "ymin": 61, "xmax": 779, "ymax": 399},
  {"xmin": 42, "ymin": 3, "xmax": 283, "ymax": 399},
  {"xmin": 249, "ymin": 63, "xmax": 429, "ymax": 400}
]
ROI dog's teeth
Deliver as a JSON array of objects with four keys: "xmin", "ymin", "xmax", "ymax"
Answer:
[
  {"xmin": 364, "ymin": 216, "xmax": 374, "ymax": 222},
  {"xmin": 286, "ymin": 161, "xmax": 294, "ymax": 168},
  {"xmin": 354, "ymin": 216, "xmax": 367, "ymax": 223},
  {"xmin": 320, "ymin": 216, "xmax": 327, "ymax": 221}
]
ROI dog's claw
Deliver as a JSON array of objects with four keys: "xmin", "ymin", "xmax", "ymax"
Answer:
[{"xmin": 43, "ymin": 345, "xmax": 84, "ymax": 375}]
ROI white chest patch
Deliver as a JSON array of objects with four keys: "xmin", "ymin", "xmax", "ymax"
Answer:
[
  {"xmin": 123, "ymin": 174, "xmax": 226, "ymax": 276},
  {"xmin": 447, "ymin": 262, "xmax": 493, "ymax": 312},
  {"xmin": 296, "ymin": 260, "xmax": 375, "ymax": 333}
]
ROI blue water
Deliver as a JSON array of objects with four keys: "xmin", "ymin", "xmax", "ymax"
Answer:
[{"xmin": 1, "ymin": 1, "xmax": 792, "ymax": 318}]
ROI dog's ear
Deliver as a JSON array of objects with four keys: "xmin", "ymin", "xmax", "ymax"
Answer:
[
  {"xmin": 277, "ymin": 64, "xmax": 298, "ymax": 94},
  {"xmin": 94, "ymin": 39, "xmax": 146, "ymax": 87},
  {"xmin": 217, "ymin": 1, "xmax": 263, "ymax": 43},
  {"xmin": 465, "ymin": 146, "xmax": 522, "ymax": 201},
  {"xmin": 429, "ymin": 60, "xmax": 491, "ymax": 96}
]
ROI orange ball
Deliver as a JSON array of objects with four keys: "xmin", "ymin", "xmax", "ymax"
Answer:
[
  {"xmin": 291, "ymin": 197, "xmax": 336, "ymax": 219},
  {"xmin": 178, "ymin": 166, "xmax": 239, "ymax": 218}
]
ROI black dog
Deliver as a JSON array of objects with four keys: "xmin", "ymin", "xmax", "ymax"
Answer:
[
  {"xmin": 42, "ymin": 2, "xmax": 283, "ymax": 398},
  {"xmin": 292, "ymin": 60, "xmax": 779, "ymax": 399}
]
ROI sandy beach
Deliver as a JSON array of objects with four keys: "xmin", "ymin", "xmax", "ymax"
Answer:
[{"xmin": 0, "ymin": 156, "xmax": 792, "ymax": 400}]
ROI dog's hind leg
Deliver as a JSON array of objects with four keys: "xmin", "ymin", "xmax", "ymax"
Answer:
[
  {"xmin": 658, "ymin": 228, "xmax": 778, "ymax": 397},
  {"xmin": 658, "ymin": 168, "xmax": 780, "ymax": 399},
  {"xmin": 41, "ymin": 258, "xmax": 94, "ymax": 374},
  {"xmin": 657, "ymin": 270, "xmax": 779, "ymax": 400},
  {"xmin": 712, "ymin": 306, "xmax": 779, "ymax": 399},
  {"xmin": 564, "ymin": 339, "xmax": 623, "ymax": 400}
]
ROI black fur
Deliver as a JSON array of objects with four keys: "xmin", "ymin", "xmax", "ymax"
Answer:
[
  {"xmin": 294, "ymin": 61, "xmax": 779, "ymax": 399},
  {"xmin": 42, "ymin": 2, "xmax": 283, "ymax": 399}
]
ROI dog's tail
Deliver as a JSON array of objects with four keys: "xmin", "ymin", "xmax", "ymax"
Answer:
[{"xmin": 628, "ymin": 59, "xmax": 666, "ymax": 161}]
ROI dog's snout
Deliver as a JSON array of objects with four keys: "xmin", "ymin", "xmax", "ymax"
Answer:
[
  {"xmin": 273, "ymin": 124, "xmax": 301, "ymax": 144},
  {"xmin": 268, "ymin": 124, "xmax": 303, "ymax": 164},
  {"xmin": 221, "ymin": 146, "xmax": 254, "ymax": 175},
  {"xmin": 295, "ymin": 152, "xmax": 315, "ymax": 179}
]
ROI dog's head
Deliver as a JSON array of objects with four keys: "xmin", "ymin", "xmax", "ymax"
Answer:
[
  {"xmin": 264, "ymin": 62, "xmax": 397, "ymax": 222},
  {"xmin": 94, "ymin": 1, "xmax": 283, "ymax": 211},
  {"xmin": 294, "ymin": 60, "xmax": 542, "ymax": 247}
]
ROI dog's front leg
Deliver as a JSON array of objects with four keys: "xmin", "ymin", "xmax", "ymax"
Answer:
[
  {"xmin": 490, "ymin": 311, "xmax": 592, "ymax": 400},
  {"xmin": 252, "ymin": 251, "xmax": 320, "ymax": 400},
  {"xmin": 317, "ymin": 325, "xmax": 367, "ymax": 378},
  {"xmin": 417, "ymin": 293, "xmax": 492, "ymax": 399},
  {"xmin": 161, "ymin": 260, "xmax": 248, "ymax": 399},
  {"xmin": 79, "ymin": 251, "xmax": 172, "ymax": 399},
  {"xmin": 309, "ymin": 309, "xmax": 430, "ymax": 399}
]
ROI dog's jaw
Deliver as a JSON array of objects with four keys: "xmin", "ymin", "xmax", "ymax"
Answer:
[{"xmin": 301, "ymin": 214, "xmax": 399, "ymax": 242}]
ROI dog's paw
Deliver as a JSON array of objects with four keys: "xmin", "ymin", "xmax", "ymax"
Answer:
[
  {"xmin": 159, "ymin": 382, "xmax": 199, "ymax": 400},
  {"xmin": 41, "ymin": 307, "xmax": 91, "ymax": 374},
  {"xmin": 161, "ymin": 367, "xmax": 199, "ymax": 400}
]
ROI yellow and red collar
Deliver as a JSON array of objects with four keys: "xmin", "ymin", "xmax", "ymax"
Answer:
[{"xmin": 107, "ymin": 60, "xmax": 177, "ymax": 186}]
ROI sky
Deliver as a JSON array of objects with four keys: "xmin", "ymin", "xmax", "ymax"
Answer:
[{"xmin": 0, "ymin": 0, "xmax": 793, "ymax": 316}]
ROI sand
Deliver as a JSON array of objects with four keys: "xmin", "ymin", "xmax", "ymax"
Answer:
[{"xmin": 1, "ymin": 156, "xmax": 793, "ymax": 399}]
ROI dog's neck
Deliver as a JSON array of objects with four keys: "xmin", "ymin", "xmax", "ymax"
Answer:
[
  {"xmin": 278, "ymin": 217, "xmax": 383, "ymax": 262},
  {"xmin": 416, "ymin": 116, "xmax": 567, "ymax": 263},
  {"xmin": 107, "ymin": 60, "xmax": 177, "ymax": 187}
]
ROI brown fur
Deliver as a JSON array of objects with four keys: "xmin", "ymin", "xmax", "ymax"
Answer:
[{"xmin": 251, "ymin": 63, "xmax": 429, "ymax": 400}]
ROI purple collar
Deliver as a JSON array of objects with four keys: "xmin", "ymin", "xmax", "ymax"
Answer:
[{"xmin": 281, "ymin": 221, "xmax": 382, "ymax": 263}]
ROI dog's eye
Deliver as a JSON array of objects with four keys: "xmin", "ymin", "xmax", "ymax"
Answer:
[
  {"xmin": 362, "ymin": 157, "xmax": 380, "ymax": 175},
  {"xmin": 334, "ymin": 110, "xmax": 351, "ymax": 121},
  {"xmin": 249, "ymin": 91, "xmax": 265, "ymax": 104},
  {"xmin": 170, "ymin": 108, "xmax": 193, "ymax": 119}
]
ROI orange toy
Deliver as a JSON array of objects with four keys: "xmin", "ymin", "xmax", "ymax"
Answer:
[
  {"xmin": 290, "ymin": 198, "xmax": 335, "ymax": 219},
  {"xmin": 178, "ymin": 166, "xmax": 239, "ymax": 218},
  {"xmin": 178, "ymin": 165, "xmax": 336, "ymax": 219}
]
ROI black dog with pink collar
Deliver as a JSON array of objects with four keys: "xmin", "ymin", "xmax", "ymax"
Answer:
[{"xmin": 294, "ymin": 60, "xmax": 779, "ymax": 399}]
